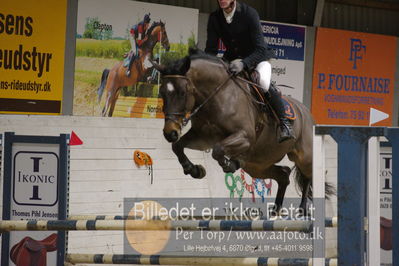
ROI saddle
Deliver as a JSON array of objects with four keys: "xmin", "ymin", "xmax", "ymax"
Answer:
[
  {"xmin": 10, "ymin": 233, "xmax": 58, "ymax": 266},
  {"xmin": 123, "ymin": 51, "xmax": 138, "ymax": 68},
  {"xmin": 242, "ymin": 70, "xmax": 296, "ymax": 120},
  {"xmin": 243, "ymin": 70, "xmax": 264, "ymax": 102}
]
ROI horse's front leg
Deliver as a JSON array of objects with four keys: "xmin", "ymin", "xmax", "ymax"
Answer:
[
  {"xmin": 172, "ymin": 130, "xmax": 207, "ymax": 179},
  {"xmin": 212, "ymin": 130, "xmax": 252, "ymax": 173}
]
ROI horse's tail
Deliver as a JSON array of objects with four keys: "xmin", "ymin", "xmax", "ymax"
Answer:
[
  {"xmin": 97, "ymin": 69, "xmax": 110, "ymax": 103},
  {"xmin": 293, "ymin": 166, "xmax": 336, "ymax": 200}
]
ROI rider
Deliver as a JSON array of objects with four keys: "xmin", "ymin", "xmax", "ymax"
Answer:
[
  {"xmin": 126, "ymin": 13, "xmax": 151, "ymax": 77},
  {"xmin": 205, "ymin": 0, "xmax": 295, "ymax": 143}
]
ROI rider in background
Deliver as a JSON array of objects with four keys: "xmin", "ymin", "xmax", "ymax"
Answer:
[
  {"xmin": 205, "ymin": 0, "xmax": 295, "ymax": 143},
  {"xmin": 126, "ymin": 13, "xmax": 151, "ymax": 77}
]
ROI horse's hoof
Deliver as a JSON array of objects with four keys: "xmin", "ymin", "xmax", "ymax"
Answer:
[
  {"xmin": 191, "ymin": 165, "xmax": 206, "ymax": 179},
  {"xmin": 298, "ymin": 207, "xmax": 309, "ymax": 218},
  {"xmin": 222, "ymin": 160, "xmax": 239, "ymax": 173},
  {"xmin": 183, "ymin": 164, "xmax": 193, "ymax": 175},
  {"xmin": 268, "ymin": 205, "xmax": 280, "ymax": 218}
]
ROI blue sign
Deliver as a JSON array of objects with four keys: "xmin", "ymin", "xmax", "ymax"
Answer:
[{"xmin": 261, "ymin": 22, "xmax": 305, "ymax": 61}]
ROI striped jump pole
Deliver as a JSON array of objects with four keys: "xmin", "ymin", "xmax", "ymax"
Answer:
[
  {"xmin": 0, "ymin": 219, "xmax": 313, "ymax": 232},
  {"xmin": 68, "ymin": 215, "xmax": 229, "ymax": 221},
  {"xmin": 66, "ymin": 254, "xmax": 338, "ymax": 266},
  {"xmin": 68, "ymin": 215, "xmax": 338, "ymax": 228}
]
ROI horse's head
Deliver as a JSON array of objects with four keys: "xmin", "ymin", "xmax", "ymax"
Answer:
[
  {"xmin": 147, "ymin": 21, "xmax": 170, "ymax": 51},
  {"xmin": 158, "ymin": 21, "xmax": 170, "ymax": 51},
  {"xmin": 153, "ymin": 57, "xmax": 194, "ymax": 143}
]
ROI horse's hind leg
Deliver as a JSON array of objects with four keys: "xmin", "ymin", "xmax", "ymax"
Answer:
[
  {"xmin": 286, "ymin": 167, "xmax": 311, "ymax": 216},
  {"xmin": 108, "ymin": 90, "xmax": 120, "ymax": 117},
  {"xmin": 298, "ymin": 174, "xmax": 311, "ymax": 215},
  {"xmin": 260, "ymin": 165, "xmax": 291, "ymax": 212},
  {"xmin": 288, "ymin": 147, "xmax": 312, "ymax": 216},
  {"xmin": 102, "ymin": 92, "xmax": 111, "ymax": 117}
]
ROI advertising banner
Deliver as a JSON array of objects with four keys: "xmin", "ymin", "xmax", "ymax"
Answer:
[
  {"xmin": 380, "ymin": 143, "xmax": 392, "ymax": 265},
  {"xmin": 1, "ymin": 133, "xmax": 68, "ymax": 266},
  {"xmin": 311, "ymin": 28, "xmax": 396, "ymax": 126},
  {"xmin": 0, "ymin": 0, "xmax": 67, "ymax": 115},
  {"xmin": 261, "ymin": 21, "xmax": 306, "ymax": 102},
  {"xmin": 218, "ymin": 21, "xmax": 306, "ymax": 102},
  {"xmin": 73, "ymin": 0, "xmax": 198, "ymax": 118}
]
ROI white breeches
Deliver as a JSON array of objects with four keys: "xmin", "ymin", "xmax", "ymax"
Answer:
[
  {"xmin": 129, "ymin": 37, "xmax": 137, "ymax": 55},
  {"xmin": 256, "ymin": 61, "xmax": 272, "ymax": 92}
]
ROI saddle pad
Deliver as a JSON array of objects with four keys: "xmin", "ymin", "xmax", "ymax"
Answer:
[
  {"xmin": 282, "ymin": 96, "xmax": 296, "ymax": 120},
  {"xmin": 246, "ymin": 81, "xmax": 296, "ymax": 120}
]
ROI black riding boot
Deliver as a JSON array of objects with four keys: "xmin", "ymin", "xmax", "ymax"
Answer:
[{"xmin": 267, "ymin": 84, "xmax": 296, "ymax": 143}]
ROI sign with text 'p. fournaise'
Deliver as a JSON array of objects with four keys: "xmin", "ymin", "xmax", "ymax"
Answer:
[{"xmin": 311, "ymin": 28, "xmax": 396, "ymax": 126}]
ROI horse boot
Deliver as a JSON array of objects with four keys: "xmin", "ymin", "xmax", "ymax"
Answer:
[{"xmin": 267, "ymin": 84, "xmax": 296, "ymax": 143}]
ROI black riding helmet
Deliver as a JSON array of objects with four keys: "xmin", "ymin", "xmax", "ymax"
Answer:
[{"xmin": 144, "ymin": 13, "xmax": 151, "ymax": 23}]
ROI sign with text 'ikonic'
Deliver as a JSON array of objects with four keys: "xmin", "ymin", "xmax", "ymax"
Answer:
[
  {"xmin": 1, "ymin": 132, "xmax": 68, "ymax": 266},
  {"xmin": 311, "ymin": 28, "xmax": 397, "ymax": 126},
  {"xmin": 261, "ymin": 21, "xmax": 305, "ymax": 102},
  {"xmin": 0, "ymin": 0, "xmax": 67, "ymax": 115}
]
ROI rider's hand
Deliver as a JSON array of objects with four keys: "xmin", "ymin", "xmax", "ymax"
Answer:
[{"xmin": 229, "ymin": 59, "xmax": 244, "ymax": 75}]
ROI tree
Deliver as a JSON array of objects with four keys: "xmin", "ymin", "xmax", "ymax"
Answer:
[
  {"xmin": 102, "ymin": 28, "xmax": 113, "ymax": 40},
  {"xmin": 83, "ymin": 17, "xmax": 113, "ymax": 40},
  {"xmin": 188, "ymin": 32, "xmax": 196, "ymax": 49},
  {"xmin": 83, "ymin": 17, "xmax": 101, "ymax": 39}
]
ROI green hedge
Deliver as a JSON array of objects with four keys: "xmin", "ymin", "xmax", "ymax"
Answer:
[
  {"xmin": 76, "ymin": 38, "xmax": 193, "ymax": 64},
  {"xmin": 76, "ymin": 39, "xmax": 130, "ymax": 60}
]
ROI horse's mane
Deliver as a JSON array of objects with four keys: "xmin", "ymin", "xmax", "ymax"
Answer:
[
  {"xmin": 162, "ymin": 57, "xmax": 189, "ymax": 75},
  {"xmin": 161, "ymin": 47, "xmax": 259, "ymax": 110},
  {"xmin": 161, "ymin": 48, "xmax": 227, "ymax": 76},
  {"xmin": 188, "ymin": 48, "xmax": 227, "ymax": 66},
  {"xmin": 147, "ymin": 21, "xmax": 164, "ymax": 35}
]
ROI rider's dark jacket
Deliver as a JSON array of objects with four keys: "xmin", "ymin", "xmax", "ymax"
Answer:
[{"xmin": 205, "ymin": 1, "xmax": 274, "ymax": 70}]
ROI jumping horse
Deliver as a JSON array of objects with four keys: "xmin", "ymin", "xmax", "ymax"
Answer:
[
  {"xmin": 97, "ymin": 21, "xmax": 170, "ymax": 117},
  {"xmin": 153, "ymin": 49, "xmax": 334, "ymax": 213}
]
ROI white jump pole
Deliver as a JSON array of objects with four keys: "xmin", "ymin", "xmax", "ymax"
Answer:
[
  {"xmin": 367, "ymin": 137, "xmax": 381, "ymax": 265},
  {"xmin": 312, "ymin": 126, "xmax": 326, "ymax": 266}
]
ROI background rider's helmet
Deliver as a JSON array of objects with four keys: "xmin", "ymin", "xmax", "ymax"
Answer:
[{"xmin": 144, "ymin": 13, "xmax": 151, "ymax": 23}]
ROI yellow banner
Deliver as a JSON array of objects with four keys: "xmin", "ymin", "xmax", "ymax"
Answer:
[
  {"xmin": 114, "ymin": 97, "xmax": 164, "ymax": 119},
  {"xmin": 0, "ymin": 0, "xmax": 67, "ymax": 114}
]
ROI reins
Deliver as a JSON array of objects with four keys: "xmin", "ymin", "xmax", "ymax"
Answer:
[
  {"xmin": 162, "ymin": 59, "xmax": 293, "ymax": 127},
  {"xmin": 232, "ymin": 76, "xmax": 294, "ymax": 123}
]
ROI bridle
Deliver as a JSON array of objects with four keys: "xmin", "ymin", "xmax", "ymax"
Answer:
[
  {"xmin": 161, "ymin": 75, "xmax": 193, "ymax": 126},
  {"xmin": 162, "ymin": 73, "xmax": 233, "ymax": 127}
]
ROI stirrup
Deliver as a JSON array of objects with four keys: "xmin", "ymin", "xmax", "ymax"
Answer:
[
  {"xmin": 126, "ymin": 69, "xmax": 131, "ymax": 77},
  {"xmin": 278, "ymin": 119, "xmax": 295, "ymax": 143}
]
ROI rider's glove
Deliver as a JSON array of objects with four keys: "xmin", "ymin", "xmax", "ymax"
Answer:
[{"xmin": 229, "ymin": 59, "xmax": 244, "ymax": 75}]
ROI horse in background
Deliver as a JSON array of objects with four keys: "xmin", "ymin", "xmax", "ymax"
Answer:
[
  {"xmin": 97, "ymin": 21, "xmax": 170, "ymax": 117},
  {"xmin": 152, "ymin": 49, "xmax": 334, "ymax": 213}
]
